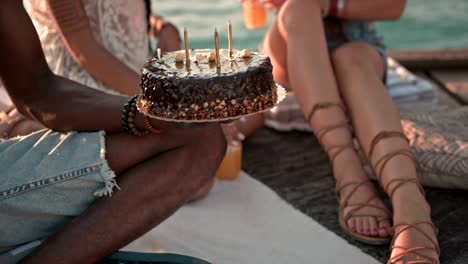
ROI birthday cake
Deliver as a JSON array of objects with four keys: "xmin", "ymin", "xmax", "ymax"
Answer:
[{"xmin": 137, "ymin": 49, "xmax": 278, "ymax": 120}]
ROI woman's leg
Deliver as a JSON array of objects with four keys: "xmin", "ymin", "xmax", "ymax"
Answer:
[
  {"xmin": 263, "ymin": 0, "xmax": 391, "ymax": 238},
  {"xmin": 331, "ymin": 42, "xmax": 438, "ymax": 263},
  {"xmin": 21, "ymin": 125, "xmax": 226, "ymax": 264}
]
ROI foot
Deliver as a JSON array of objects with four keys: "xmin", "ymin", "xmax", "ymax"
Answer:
[
  {"xmin": 336, "ymin": 149, "xmax": 392, "ymax": 239},
  {"xmin": 389, "ymin": 188, "xmax": 439, "ymax": 264}
]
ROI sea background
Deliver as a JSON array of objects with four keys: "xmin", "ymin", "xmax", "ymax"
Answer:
[{"xmin": 152, "ymin": 0, "xmax": 468, "ymax": 51}]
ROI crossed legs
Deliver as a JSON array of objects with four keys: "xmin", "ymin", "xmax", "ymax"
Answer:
[
  {"xmin": 263, "ymin": 0, "xmax": 439, "ymax": 262},
  {"xmin": 333, "ymin": 43, "xmax": 438, "ymax": 263},
  {"xmin": 264, "ymin": 0, "xmax": 392, "ymax": 239},
  {"xmin": 20, "ymin": 124, "xmax": 226, "ymax": 264}
]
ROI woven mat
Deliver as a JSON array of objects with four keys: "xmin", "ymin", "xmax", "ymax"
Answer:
[{"xmin": 242, "ymin": 127, "xmax": 468, "ymax": 264}]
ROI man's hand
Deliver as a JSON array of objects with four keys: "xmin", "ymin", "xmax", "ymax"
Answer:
[
  {"xmin": 149, "ymin": 15, "xmax": 181, "ymax": 53},
  {"xmin": 0, "ymin": 108, "xmax": 44, "ymax": 138}
]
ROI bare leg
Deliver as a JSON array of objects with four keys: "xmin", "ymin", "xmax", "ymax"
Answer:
[
  {"xmin": 263, "ymin": 0, "xmax": 391, "ymax": 238},
  {"xmin": 20, "ymin": 125, "xmax": 226, "ymax": 264},
  {"xmin": 332, "ymin": 42, "xmax": 439, "ymax": 263}
]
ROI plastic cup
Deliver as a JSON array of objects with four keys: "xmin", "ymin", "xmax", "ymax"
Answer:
[
  {"xmin": 242, "ymin": 0, "xmax": 267, "ymax": 30},
  {"xmin": 216, "ymin": 143, "xmax": 243, "ymax": 181}
]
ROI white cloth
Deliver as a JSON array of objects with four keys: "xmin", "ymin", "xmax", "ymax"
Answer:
[
  {"xmin": 23, "ymin": 0, "xmax": 149, "ymax": 94},
  {"xmin": 124, "ymin": 172, "xmax": 379, "ymax": 264},
  {"xmin": 386, "ymin": 58, "xmax": 436, "ymax": 105}
]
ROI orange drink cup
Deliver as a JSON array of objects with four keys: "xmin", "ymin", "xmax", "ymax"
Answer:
[
  {"xmin": 242, "ymin": 0, "xmax": 267, "ymax": 30},
  {"xmin": 216, "ymin": 143, "xmax": 243, "ymax": 181}
]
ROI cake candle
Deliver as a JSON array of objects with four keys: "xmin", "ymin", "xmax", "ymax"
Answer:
[
  {"xmin": 156, "ymin": 48, "xmax": 161, "ymax": 60},
  {"xmin": 184, "ymin": 28, "xmax": 190, "ymax": 67},
  {"xmin": 228, "ymin": 21, "xmax": 233, "ymax": 58},
  {"xmin": 214, "ymin": 28, "xmax": 221, "ymax": 68}
]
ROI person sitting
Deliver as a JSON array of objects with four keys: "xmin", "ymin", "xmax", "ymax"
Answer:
[
  {"xmin": 23, "ymin": 0, "xmax": 180, "ymax": 95},
  {"xmin": 0, "ymin": 1, "xmax": 226, "ymax": 263},
  {"xmin": 0, "ymin": 0, "xmax": 181, "ymax": 138},
  {"xmin": 260, "ymin": 0, "xmax": 439, "ymax": 263}
]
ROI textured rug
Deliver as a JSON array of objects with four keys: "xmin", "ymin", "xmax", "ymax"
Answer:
[{"xmin": 242, "ymin": 127, "xmax": 468, "ymax": 264}]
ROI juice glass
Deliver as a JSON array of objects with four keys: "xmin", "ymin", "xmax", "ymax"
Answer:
[
  {"xmin": 216, "ymin": 143, "xmax": 243, "ymax": 181},
  {"xmin": 242, "ymin": 0, "xmax": 267, "ymax": 30}
]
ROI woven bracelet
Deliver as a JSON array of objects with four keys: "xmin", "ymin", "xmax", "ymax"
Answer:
[{"xmin": 122, "ymin": 95, "xmax": 150, "ymax": 136}]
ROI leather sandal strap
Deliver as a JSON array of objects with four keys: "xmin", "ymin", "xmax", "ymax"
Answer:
[
  {"xmin": 388, "ymin": 247, "xmax": 439, "ymax": 264},
  {"xmin": 336, "ymin": 179, "xmax": 392, "ymax": 223},
  {"xmin": 392, "ymin": 222, "xmax": 439, "ymax": 253},
  {"xmin": 327, "ymin": 143, "xmax": 355, "ymax": 163},
  {"xmin": 374, "ymin": 149, "xmax": 416, "ymax": 182},
  {"xmin": 389, "ymin": 222, "xmax": 440, "ymax": 264},
  {"xmin": 368, "ymin": 131, "xmax": 409, "ymax": 161},
  {"xmin": 342, "ymin": 197, "xmax": 392, "ymax": 224},
  {"xmin": 385, "ymin": 177, "xmax": 425, "ymax": 200},
  {"xmin": 315, "ymin": 123, "xmax": 350, "ymax": 143},
  {"xmin": 307, "ymin": 102, "xmax": 346, "ymax": 124},
  {"xmin": 336, "ymin": 179, "xmax": 372, "ymax": 199}
]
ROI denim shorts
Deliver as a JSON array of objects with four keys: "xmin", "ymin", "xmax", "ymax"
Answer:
[
  {"xmin": 324, "ymin": 19, "xmax": 388, "ymax": 82},
  {"xmin": 0, "ymin": 129, "xmax": 117, "ymax": 249}
]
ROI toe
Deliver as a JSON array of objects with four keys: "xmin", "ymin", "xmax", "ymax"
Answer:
[
  {"xmin": 347, "ymin": 217, "xmax": 356, "ymax": 231},
  {"xmin": 369, "ymin": 218, "xmax": 378, "ymax": 236},
  {"xmin": 355, "ymin": 217, "xmax": 364, "ymax": 234},
  {"xmin": 378, "ymin": 219, "xmax": 391, "ymax": 238},
  {"xmin": 361, "ymin": 218, "xmax": 371, "ymax": 235}
]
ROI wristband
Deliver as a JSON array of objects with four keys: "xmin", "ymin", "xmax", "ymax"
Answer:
[
  {"xmin": 327, "ymin": 0, "xmax": 338, "ymax": 18},
  {"xmin": 337, "ymin": 0, "xmax": 345, "ymax": 18},
  {"xmin": 122, "ymin": 95, "xmax": 150, "ymax": 136},
  {"xmin": 144, "ymin": 115, "xmax": 162, "ymax": 134}
]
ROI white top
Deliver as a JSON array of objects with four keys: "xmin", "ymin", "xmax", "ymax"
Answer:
[{"xmin": 23, "ymin": 0, "xmax": 149, "ymax": 94}]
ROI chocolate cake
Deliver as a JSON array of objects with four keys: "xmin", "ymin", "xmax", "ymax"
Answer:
[{"xmin": 138, "ymin": 49, "xmax": 278, "ymax": 120}]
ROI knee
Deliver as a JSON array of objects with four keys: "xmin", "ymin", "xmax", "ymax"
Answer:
[
  {"xmin": 331, "ymin": 43, "xmax": 384, "ymax": 76},
  {"xmin": 278, "ymin": 0, "xmax": 322, "ymax": 33}
]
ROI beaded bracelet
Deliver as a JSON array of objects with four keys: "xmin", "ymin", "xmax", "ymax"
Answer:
[
  {"xmin": 122, "ymin": 95, "xmax": 151, "ymax": 136},
  {"xmin": 144, "ymin": 115, "xmax": 162, "ymax": 134}
]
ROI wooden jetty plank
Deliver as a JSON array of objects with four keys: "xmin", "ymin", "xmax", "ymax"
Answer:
[
  {"xmin": 388, "ymin": 49, "xmax": 468, "ymax": 71},
  {"xmin": 414, "ymin": 72, "xmax": 461, "ymax": 109},
  {"xmin": 428, "ymin": 70, "xmax": 468, "ymax": 105}
]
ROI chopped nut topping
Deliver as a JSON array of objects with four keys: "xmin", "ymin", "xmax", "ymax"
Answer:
[
  {"xmin": 174, "ymin": 51, "xmax": 185, "ymax": 63},
  {"xmin": 195, "ymin": 53, "xmax": 207, "ymax": 63},
  {"xmin": 207, "ymin": 51, "xmax": 216, "ymax": 62},
  {"xmin": 239, "ymin": 49, "xmax": 251, "ymax": 58}
]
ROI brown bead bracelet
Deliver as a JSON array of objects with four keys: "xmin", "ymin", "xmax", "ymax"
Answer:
[{"xmin": 122, "ymin": 95, "xmax": 151, "ymax": 136}]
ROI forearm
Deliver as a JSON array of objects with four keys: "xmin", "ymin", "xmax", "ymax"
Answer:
[
  {"xmin": 75, "ymin": 37, "xmax": 141, "ymax": 95},
  {"xmin": 47, "ymin": 0, "xmax": 141, "ymax": 95},
  {"xmin": 17, "ymin": 73, "xmax": 125, "ymax": 132},
  {"xmin": 340, "ymin": 0, "xmax": 406, "ymax": 21}
]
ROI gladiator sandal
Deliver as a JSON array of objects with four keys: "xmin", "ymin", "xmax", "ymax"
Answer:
[
  {"xmin": 368, "ymin": 131, "xmax": 440, "ymax": 264},
  {"xmin": 308, "ymin": 102, "xmax": 391, "ymax": 245}
]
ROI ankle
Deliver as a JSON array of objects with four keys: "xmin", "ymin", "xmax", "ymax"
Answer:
[{"xmin": 392, "ymin": 187, "xmax": 431, "ymax": 214}]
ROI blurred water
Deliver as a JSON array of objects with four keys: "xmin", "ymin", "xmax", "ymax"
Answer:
[{"xmin": 152, "ymin": 0, "xmax": 468, "ymax": 51}]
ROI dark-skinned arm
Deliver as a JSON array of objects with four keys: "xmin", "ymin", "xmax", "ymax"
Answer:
[{"xmin": 0, "ymin": 0, "xmax": 147, "ymax": 133}]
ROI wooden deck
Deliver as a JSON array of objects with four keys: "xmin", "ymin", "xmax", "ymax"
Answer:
[
  {"xmin": 389, "ymin": 49, "xmax": 468, "ymax": 106},
  {"xmin": 242, "ymin": 49, "xmax": 468, "ymax": 264}
]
